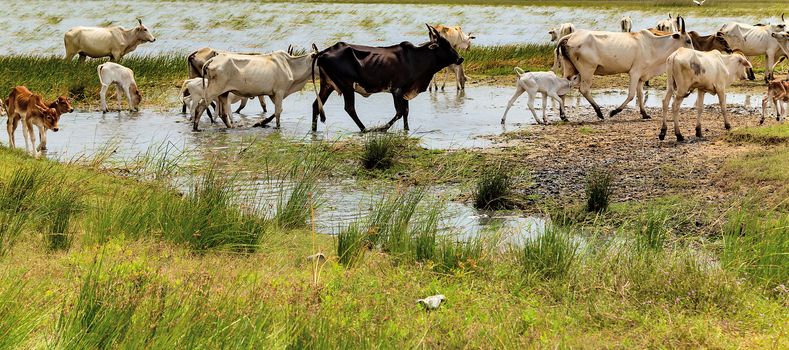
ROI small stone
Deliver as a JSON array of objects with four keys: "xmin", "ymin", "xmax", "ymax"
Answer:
[{"xmin": 306, "ymin": 253, "xmax": 326, "ymax": 263}]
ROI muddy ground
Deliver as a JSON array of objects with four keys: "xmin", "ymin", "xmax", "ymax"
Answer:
[{"xmin": 489, "ymin": 104, "xmax": 772, "ymax": 206}]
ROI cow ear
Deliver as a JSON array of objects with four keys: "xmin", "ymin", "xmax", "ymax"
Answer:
[
  {"xmin": 137, "ymin": 18, "xmax": 142, "ymax": 26},
  {"xmin": 672, "ymin": 33, "xmax": 680, "ymax": 39},
  {"xmin": 312, "ymin": 43, "xmax": 319, "ymax": 53}
]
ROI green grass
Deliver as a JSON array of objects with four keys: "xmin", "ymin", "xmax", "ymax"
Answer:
[
  {"xmin": 520, "ymin": 226, "xmax": 578, "ymax": 279},
  {"xmin": 473, "ymin": 164, "xmax": 514, "ymax": 210},
  {"xmin": 728, "ymin": 123, "xmax": 789, "ymax": 144},
  {"xmin": 360, "ymin": 133, "xmax": 404, "ymax": 170},
  {"xmin": 585, "ymin": 168, "xmax": 614, "ymax": 213},
  {"xmin": 722, "ymin": 209, "xmax": 789, "ymax": 288}
]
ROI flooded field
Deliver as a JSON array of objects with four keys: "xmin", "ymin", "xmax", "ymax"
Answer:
[
  {"xmin": 3, "ymin": 1, "xmax": 771, "ymax": 55},
  {"xmin": 0, "ymin": 86, "xmax": 762, "ymax": 160}
]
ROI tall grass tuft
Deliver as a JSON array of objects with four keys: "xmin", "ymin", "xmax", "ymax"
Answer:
[
  {"xmin": 360, "ymin": 133, "xmax": 403, "ymax": 170},
  {"xmin": 275, "ymin": 155, "xmax": 325, "ymax": 229},
  {"xmin": 636, "ymin": 206, "xmax": 672, "ymax": 251},
  {"xmin": 520, "ymin": 226, "xmax": 578, "ymax": 279},
  {"xmin": 39, "ymin": 188, "xmax": 85, "ymax": 251},
  {"xmin": 473, "ymin": 164, "xmax": 513, "ymax": 210},
  {"xmin": 84, "ymin": 189, "xmax": 160, "ymax": 245},
  {"xmin": 337, "ymin": 223, "xmax": 365, "ymax": 267},
  {"xmin": 160, "ymin": 169, "xmax": 266, "ymax": 252},
  {"xmin": 585, "ymin": 168, "xmax": 614, "ymax": 213},
  {"xmin": 0, "ymin": 281, "xmax": 38, "ymax": 348},
  {"xmin": 435, "ymin": 237, "xmax": 484, "ymax": 273},
  {"xmin": 54, "ymin": 259, "xmax": 147, "ymax": 349},
  {"xmin": 0, "ymin": 212, "xmax": 25, "ymax": 256},
  {"xmin": 413, "ymin": 203, "xmax": 441, "ymax": 262},
  {"xmin": 0, "ymin": 163, "xmax": 55, "ymax": 254},
  {"xmin": 722, "ymin": 210, "xmax": 789, "ymax": 287}
]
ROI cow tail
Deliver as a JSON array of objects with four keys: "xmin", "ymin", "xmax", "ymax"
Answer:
[
  {"xmin": 179, "ymin": 80, "xmax": 190, "ymax": 105},
  {"xmin": 514, "ymin": 67, "xmax": 526, "ymax": 76},
  {"xmin": 311, "ymin": 54, "xmax": 325, "ymax": 117},
  {"xmin": 666, "ymin": 54, "xmax": 677, "ymax": 94},
  {"xmin": 557, "ymin": 36, "xmax": 577, "ymax": 77}
]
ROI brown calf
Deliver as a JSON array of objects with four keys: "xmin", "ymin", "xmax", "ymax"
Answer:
[
  {"xmin": 5, "ymin": 86, "xmax": 73, "ymax": 155},
  {"xmin": 761, "ymin": 79, "xmax": 789, "ymax": 124}
]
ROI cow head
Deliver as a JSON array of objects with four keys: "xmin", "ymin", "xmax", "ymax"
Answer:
[
  {"xmin": 134, "ymin": 19, "xmax": 156, "ymax": 43},
  {"xmin": 426, "ymin": 24, "xmax": 464, "ymax": 66},
  {"xmin": 549, "ymin": 29, "xmax": 559, "ymax": 42},
  {"xmin": 671, "ymin": 17, "xmax": 694, "ymax": 49},
  {"xmin": 131, "ymin": 84, "xmax": 142, "ymax": 110},
  {"xmin": 38, "ymin": 106, "xmax": 60, "ymax": 132},
  {"xmin": 713, "ymin": 32, "xmax": 733, "ymax": 53},
  {"xmin": 50, "ymin": 96, "xmax": 74, "ymax": 114},
  {"xmin": 454, "ymin": 26, "xmax": 475, "ymax": 51},
  {"xmin": 727, "ymin": 51, "xmax": 754, "ymax": 80}
]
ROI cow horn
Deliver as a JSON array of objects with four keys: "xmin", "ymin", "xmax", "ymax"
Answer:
[
  {"xmin": 679, "ymin": 16, "xmax": 686, "ymax": 33},
  {"xmin": 425, "ymin": 23, "xmax": 437, "ymax": 39},
  {"xmin": 311, "ymin": 43, "xmax": 318, "ymax": 53},
  {"xmin": 137, "ymin": 18, "xmax": 142, "ymax": 26},
  {"xmin": 668, "ymin": 13, "xmax": 672, "ymax": 19}
]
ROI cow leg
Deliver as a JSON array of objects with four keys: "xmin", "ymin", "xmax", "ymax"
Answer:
[
  {"xmin": 23, "ymin": 119, "xmax": 35, "ymax": 155},
  {"xmin": 526, "ymin": 92, "xmax": 541, "ymax": 124},
  {"xmin": 695, "ymin": 90, "xmax": 705, "ymax": 138},
  {"xmin": 235, "ymin": 98, "xmax": 248, "ymax": 114},
  {"xmin": 38, "ymin": 126, "xmax": 47, "ymax": 151},
  {"xmin": 7, "ymin": 116, "xmax": 18, "ymax": 149},
  {"xmin": 671, "ymin": 92, "xmax": 685, "ymax": 142},
  {"xmin": 218, "ymin": 94, "xmax": 233, "ymax": 128},
  {"xmin": 760, "ymin": 96, "xmax": 768, "ymax": 125},
  {"xmin": 124, "ymin": 85, "xmax": 136, "ymax": 111},
  {"xmin": 636, "ymin": 79, "xmax": 650, "ymax": 119},
  {"xmin": 252, "ymin": 93, "xmax": 281, "ymax": 128},
  {"xmin": 311, "ymin": 83, "xmax": 334, "ymax": 132},
  {"xmin": 501, "ymin": 84, "xmax": 526, "ymax": 124},
  {"xmin": 718, "ymin": 90, "xmax": 731, "ymax": 131},
  {"xmin": 116, "ymin": 84, "xmax": 123, "ymax": 111},
  {"xmin": 541, "ymin": 92, "xmax": 549, "ymax": 124},
  {"xmin": 398, "ymin": 97, "xmax": 410, "ymax": 131},
  {"xmin": 765, "ymin": 53, "xmax": 775, "ymax": 83},
  {"xmin": 455, "ymin": 65, "xmax": 466, "ymax": 91},
  {"xmin": 547, "ymin": 92, "xmax": 564, "ymax": 125},
  {"xmin": 579, "ymin": 77, "xmax": 604, "ymax": 119},
  {"xmin": 610, "ymin": 74, "xmax": 640, "ymax": 118},
  {"xmin": 258, "ymin": 95, "xmax": 267, "ymax": 113},
  {"xmin": 441, "ymin": 67, "xmax": 450, "ymax": 91},
  {"xmin": 192, "ymin": 100, "xmax": 209, "ymax": 131},
  {"xmin": 342, "ymin": 90, "xmax": 366, "ymax": 132},
  {"xmin": 100, "ymin": 84, "xmax": 109, "ymax": 112}
]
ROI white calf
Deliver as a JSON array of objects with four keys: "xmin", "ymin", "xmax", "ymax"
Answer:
[
  {"xmin": 549, "ymin": 23, "xmax": 576, "ymax": 42},
  {"xmin": 501, "ymin": 68, "xmax": 580, "ymax": 125},
  {"xmin": 97, "ymin": 62, "xmax": 141, "ymax": 112}
]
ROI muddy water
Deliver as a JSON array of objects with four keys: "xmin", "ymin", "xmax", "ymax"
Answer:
[
  {"xmin": 3, "ymin": 1, "xmax": 770, "ymax": 55},
  {"xmin": 0, "ymin": 86, "xmax": 762, "ymax": 160}
]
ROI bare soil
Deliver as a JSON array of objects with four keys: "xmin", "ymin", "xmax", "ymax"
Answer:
[{"xmin": 490, "ymin": 104, "xmax": 771, "ymax": 205}]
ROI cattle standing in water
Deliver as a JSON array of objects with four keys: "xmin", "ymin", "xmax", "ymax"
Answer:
[
  {"xmin": 195, "ymin": 48, "xmax": 318, "ymax": 131},
  {"xmin": 558, "ymin": 17, "xmax": 693, "ymax": 120},
  {"xmin": 184, "ymin": 46, "xmax": 285, "ymax": 114},
  {"xmin": 620, "ymin": 16, "xmax": 633, "ymax": 32},
  {"xmin": 660, "ymin": 49, "xmax": 753, "ymax": 141},
  {"xmin": 761, "ymin": 79, "xmax": 789, "ymax": 124},
  {"xmin": 718, "ymin": 15, "xmax": 788, "ymax": 82},
  {"xmin": 98, "ymin": 62, "xmax": 142, "ymax": 112},
  {"xmin": 5, "ymin": 86, "xmax": 73, "ymax": 156},
  {"xmin": 64, "ymin": 19, "xmax": 156, "ymax": 62},
  {"xmin": 311, "ymin": 25, "xmax": 464, "ymax": 132},
  {"xmin": 501, "ymin": 68, "xmax": 580, "ymax": 125},
  {"xmin": 429, "ymin": 25, "xmax": 475, "ymax": 91}
]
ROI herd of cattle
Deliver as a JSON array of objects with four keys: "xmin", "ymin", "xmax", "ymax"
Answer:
[{"xmin": 2, "ymin": 14, "xmax": 789, "ymax": 156}]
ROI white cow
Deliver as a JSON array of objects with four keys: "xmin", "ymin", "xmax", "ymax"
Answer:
[
  {"xmin": 718, "ymin": 16, "xmax": 788, "ymax": 81},
  {"xmin": 660, "ymin": 48, "xmax": 752, "ymax": 141},
  {"xmin": 429, "ymin": 25, "xmax": 475, "ymax": 91},
  {"xmin": 656, "ymin": 14, "xmax": 679, "ymax": 33},
  {"xmin": 558, "ymin": 17, "xmax": 693, "ymax": 120},
  {"xmin": 97, "ymin": 62, "xmax": 141, "ymax": 112},
  {"xmin": 620, "ymin": 16, "xmax": 633, "ymax": 33},
  {"xmin": 549, "ymin": 23, "xmax": 576, "ymax": 42},
  {"xmin": 180, "ymin": 78, "xmax": 250, "ymax": 124},
  {"xmin": 64, "ymin": 19, "xmax": 156, "ymax": 62},
  {"xmin": 195, "ymin": 48, "xmax": 318, "ymax": 131},
  {"xmin": 501, "ymin": 68, "xmax": 580, "ymax": 125}
]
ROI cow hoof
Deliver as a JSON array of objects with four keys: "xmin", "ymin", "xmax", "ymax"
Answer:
[
  {"xmin": 676, "ymin": 134, "xmax": 685, "ymax": 142},
  {"xmin": 609, "ymin": 109, "xmax": 622, "ymax": 118},
  {"xmin": 658, "ymin": 127, "xmax": 667, "ymax": 140},
  {"xmin": 724, "ymin": 123, "xmax": 731, "ymax": 130},
  {"xmin": 759, "ymin": 118, "xmax": 765, "ymax": 125},
  {"xmin": 695, "ymin": 127, "xmax": 703, "ymax": 138},
  {"xmin": 641, "ymin": 111, "xmax": 651, "ymax": 119},
  {"xmin": 192, "ymin": 129, "xmax": 201, "ymax": 132}
]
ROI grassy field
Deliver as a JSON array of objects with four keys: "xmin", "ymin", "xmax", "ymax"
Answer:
[{"xmin": 0, "ymin": 120, "xmax": 788, "ymax": 347}]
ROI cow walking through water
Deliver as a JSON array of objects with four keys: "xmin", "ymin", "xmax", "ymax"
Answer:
[
  {"xmin": 64, "ymin": 19, "xmax": 156, "ymax": 62},
  {"xmin": 660, "ymin": 48, "xmax": 753, "ymax": 141},
  {"xmin": 311, "ymin": 24, "xmax": 464, "ymax": 132},
  {"xmin": 429, "ymin": 25, "xmax": 475, "ymax": 91},
  {"xmin": 557, "ymin": 17, "xmax": 693, "ymax": 120},
  {"xmin": 5, "ymin": 86, "xmax": 73, "ymax": 156}
]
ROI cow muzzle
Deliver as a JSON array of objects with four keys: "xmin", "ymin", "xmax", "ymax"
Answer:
[
  {"xmin": 456, "ymin": 57, "xmax": 464, "ymax": 65},
  {"xmin": 53, "ymin": 128, "xmax": 59, "ymax": 132}
]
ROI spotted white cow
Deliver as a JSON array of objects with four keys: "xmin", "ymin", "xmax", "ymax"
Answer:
[{"xmin": 660, "ymin": 48, "xmax": 753, "ymax": 141}]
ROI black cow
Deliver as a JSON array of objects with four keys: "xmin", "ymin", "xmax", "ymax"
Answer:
[{"xmin": 311, "ymin": 24, "xmax": 464, "ymax": 132}]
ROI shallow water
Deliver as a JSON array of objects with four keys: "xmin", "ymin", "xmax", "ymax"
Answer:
[
  {"xmin": 3, "ymin": 1, "xmax": 771, "ymax": 55},
  {"xmin": 0, "ymin": 86, "xmax": 762, "ymax": 160}
]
